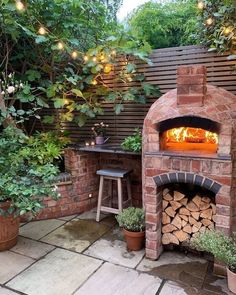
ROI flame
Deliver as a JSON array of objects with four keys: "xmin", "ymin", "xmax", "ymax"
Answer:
[{"xmin": 165, "ymin": 127, "xmax": 218, "ymax": 144}]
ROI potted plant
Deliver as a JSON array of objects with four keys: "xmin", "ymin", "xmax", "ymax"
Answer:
[
  {"xmin": 191, "ymin": 230, "xmax": 236, "ymax": 294},
  {"xmin": 0, "ymin": 126, "xmax": 66, "ymax": 251},
  {"xmin": 116, "ymin": 207, "xmax": 145, "ymax": 251},
  {"xmin": 121, "ymin": 129, "xmax": 142, "ymax": 152},
  {"xmin": 91, "ymin": 122, "xmax": 109, "ymax": 145}
]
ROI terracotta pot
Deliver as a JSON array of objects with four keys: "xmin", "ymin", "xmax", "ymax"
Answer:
[
  {"xmin": 123, "ymin": 228, "xmax": 145, "ymax": 251},
  {"xmin": 227, "ymin": 267, "xmax": 236, "ymax": 294},
  {"xmin": 0, "ymin": 201, "xmax": 19, "ymax": 251}
]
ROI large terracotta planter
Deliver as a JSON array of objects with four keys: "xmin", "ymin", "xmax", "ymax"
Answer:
[
  {"xmin": 0, "ymin": 201, "xmax": 19, "ymax": 251},
  {"xmin": 227, "ymin": 267, "xmax": 236, "ymax": 294},
  {"xmin": 123, "ymin": 228, "xmax": 145, "ymax": 251}
]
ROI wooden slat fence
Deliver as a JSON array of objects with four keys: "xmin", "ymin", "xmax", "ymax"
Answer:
[{"xmin": 38, "ymin": 45, "xmax": 236, "ymax": 144}]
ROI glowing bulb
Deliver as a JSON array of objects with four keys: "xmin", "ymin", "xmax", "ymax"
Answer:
[
  {"xmin": 84, "ymin": 55, "xmax": 89, "ymax": 62},
  {"xmin": 197, "ymin": 1, "xmax": 204, "ymax": 9},
  {"xmin": 15, "ymin": 0, "xmax": 24, "ymax": 11},
  {"xmin": 71, "ymin": 51, "xmax": 78, "ymax": 59},
  {"xmin": 206, "ymin": 17, "xmax": 213, "ymax": 26},
  {"xmin": 111, "ymin": 49, "xmax": 116, "ymax": 56},
  {"xmin": 38, "ymin": 26, "xmax": 46, "ymax": 35},
  {"xmin": 224, "ymin": 27, "xmax": 231, "ymax": 35},
  {"xmin": 104, "ymin": 64, "xmax": 112, "ymax": 74},
  {"xmin": 64, "ymin": 99, "xmax": 69, "ymax": 104},
  {"xmin": 91, "ymin": 79, "xmax": 97, "ymax": 85},
  {"xmin": 57, "ymin": 42, "xmax": 64, "ymax": 50},
  {"xmin": 92, "ymin": 56, "xmax": 97, "ymax": 62}
]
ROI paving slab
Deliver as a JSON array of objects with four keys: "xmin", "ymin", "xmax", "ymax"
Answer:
[
  {"xmin": 10, "ymin": 236, "xmax": 55, "ymax": 259},
  {"xmin": 0, "ymin": 251, "xmax": 34, "ymax": 284},
  {"xmin": 137, "ymin": 251, "xmax": 208, "ymax": 288},
  {"xmin": 160, "ymin": 282, "xmax": 188, "ymax": 295},
  {"xmin": 41, "ymin": 219, "xmax": 110, "ymax": 252},
  {"xmin": 20, "ymin": 219, "xmax": 65, "ymax": 240},
  {"xmin": 7, "ymin": 248, "xmax": 102, "ymax": 295},
  {"xmin": 0, "ymin": 286, "xmax": 19, "ymax": 295},
  {"xmin": 84, "ymin": 237, "xmax": 144, "ymax": 268},
  {"xmin": 76, "ymin": 210, "xmax": 106, "ymax": 220},
  {"xmin": 58, "ymin": 214, "xmax": 78, "ymax": 221},
  {"xmin": 74, "ymin": 262, "xmax": 162, "ymax": 295},
  {"xmin": 203, "ymin": 273, "xmax": 234, "ymax": 295}
]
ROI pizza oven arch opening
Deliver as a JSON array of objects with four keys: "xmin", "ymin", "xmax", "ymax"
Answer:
[{"xmin": 157, "ymin": 116, "xmax": 221, "ymax": 154}]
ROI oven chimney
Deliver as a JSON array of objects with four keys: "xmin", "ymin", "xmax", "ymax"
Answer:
[{"xmin": 177, "ymin": 65, "xmax": 207, "ymax": 107}]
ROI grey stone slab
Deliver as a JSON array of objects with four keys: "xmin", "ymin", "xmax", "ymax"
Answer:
[
  {"xmin": 0, "ymin": 287, "xmax": 19, "ymax": 295},
  {"xmin": 58, "ymin": 214, "xmax": 78, "ymax": 221},
  {"xmin": 7, "ymin": 248, "xmax": 102, "ymax": 295},
  {"xmin": 203, "ymin": 273, "xmax": 234, "ymax": 295},
  {"xmin": 137, "ymin": 251, "xmax": 208, "ymax": 287},
  {"xmin": 10, "ymin": 236, "xmax": 55, "ymax": 259},
  {"xmin": 76, "ymin": 209, "xmax": 106, "ymax": 221},
  {"xmin": 41, "ymin": 219, "xmax": 110, "ymax": 252},
  {"xmin": 160, "ymin": 282, "xmax": 187, "ymax": 295},
  {"xmin": 0, "ymin": 251, "xmax": 34, "ymax": 284},
  {"xmin": 19, "ymin": 219, "xmax": 65, "ymax": 240},
  {"xmin": 74, "ymin": 262, "xmax": 161, "ymax": 295},
  {"xmin": 84, "ymin": 238, "xmax": 144, "ymax": 268}
]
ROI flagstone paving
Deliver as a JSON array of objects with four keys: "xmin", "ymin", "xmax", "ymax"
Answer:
[{"xmin": 0, "ymin": 210, "xmax": 234, "ymax": 295}]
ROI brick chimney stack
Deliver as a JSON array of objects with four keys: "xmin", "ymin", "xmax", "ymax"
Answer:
[{"xmin": 177, "ymin": 65, "xmax": 207, "ymax": 107}]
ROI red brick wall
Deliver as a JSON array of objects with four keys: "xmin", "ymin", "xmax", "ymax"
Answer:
[{"xmin": 24, "ymin": 149, "xmax": 142, "ymax": 221}]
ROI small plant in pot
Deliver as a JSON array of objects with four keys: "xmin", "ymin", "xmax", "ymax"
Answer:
[
  {"xmin": 116, "ymin": 207, "xmax": 145, "ymax": 251},
  {"xmin": 191, "ymin": 230, "xmax": 236, "ymax": 294},
  {"xmin": 91, "ymin": 122, "xmax": 109, "ymax": 145}
]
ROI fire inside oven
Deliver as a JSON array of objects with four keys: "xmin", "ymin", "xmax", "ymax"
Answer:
[{"xmin": 162, "ymin": 127, "xmax": 218, "ymax": 153}]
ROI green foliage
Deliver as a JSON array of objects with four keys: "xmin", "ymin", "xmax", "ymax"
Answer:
[
  {"xmin": 0, "ymin": 0, "xmax": 159, "ymax": 129},
  {"xmin": 127, "ymin": 0, "xmax": 198, "ymax": 49},
  {"xmin": 196, "ymin": 0, "xmax": 236, "ymax": 56},
  {"xmin": 116, "ymin": 207, "xmax": 145, "ymax": 232},
  {"xmin": 191, "ymin": 230, "xmax": 236, "ymax": 272},
  {"xmin": 0, "ymin": 126, "xmax": 68, "ymax": 217},
  {"xmin": 121, "ymin": 129, "xmax": 142, "ymax": 152}
]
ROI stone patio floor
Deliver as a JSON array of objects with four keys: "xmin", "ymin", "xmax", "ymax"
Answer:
[{"xmin": 0, "ymin": 210, "xmax": 234, "ymax": 295}]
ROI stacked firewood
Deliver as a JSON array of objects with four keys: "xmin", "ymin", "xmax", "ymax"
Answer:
[{"xmin": 162, "ymin": 188, "xmax": 216, "ymax": 245}]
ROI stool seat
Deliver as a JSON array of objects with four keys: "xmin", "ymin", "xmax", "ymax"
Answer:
[{"xmin": 96, "ymin": 168, "xmax": 132, "ymax": 178}]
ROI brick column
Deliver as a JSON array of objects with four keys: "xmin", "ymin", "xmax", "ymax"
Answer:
[{"xmin": 177, "ymin": 65, "xmax": 207, "ymax": 107}]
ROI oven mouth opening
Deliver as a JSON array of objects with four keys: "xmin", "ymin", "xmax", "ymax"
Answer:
[{"xmin": 161, "ymin": 127, "xmax": 218, "ymax": 154}]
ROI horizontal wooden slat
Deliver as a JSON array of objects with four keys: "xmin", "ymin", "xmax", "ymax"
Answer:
[{"xmin": 36, "ymin": 45, "xmax": 236, "ymax": 144}]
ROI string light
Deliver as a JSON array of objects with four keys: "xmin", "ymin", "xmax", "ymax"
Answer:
[
  {"xmin": 111, "ymin": 49, "xmax": 116, "ymax": 56},
  {"xmin": 206, "ymin": 17, "xmax": 214, "ymax": 26},
  {"xmin": 91, "ymin": 79, "xmax": 97, "ymax": 85},
  {"xmin": 71, "ymin": 51, "xmax": 78, "ymax": 59},
  {"xmin": 38, "ymin": 26, "xmax": 47, "ymax": 35},
  {"xmin": 92, "ymin": 56, "xmax": 97, "ymax": 62},
  {"xmin": 104, "ymin": 64, "xmax": 112, "ymax": 74},
  {"xmin": 84, "ymin": 55, "xmax": 89, "ymax": 62},
  {"xmin": 64, "ymin": 99, "xmax": 69, "ymax": 104},
  {"xmin": 57, "ymin": 42, "xmax": 64, "ymax": 50},
  {"xmin": 197, "ymin": 1, "xmax": 204, "ymax": 9},
  {"xmin": 15, "ymin": 0, "xmax": 25, "ymax": 11},
  {"xmin": 223, "ymin": 27, "xmax": 231, "ymax": 35}
]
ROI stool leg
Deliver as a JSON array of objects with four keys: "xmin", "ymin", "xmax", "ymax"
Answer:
[
  {"xmin": 117, "ymin": 178, "xmax": 123, "ymax": 212},
  {"xmin": 96, "ymin": 176, "xmax": 104, "ymax": 222},
  {"xmin": 126, "ymin": 176, "xmax": 132, "ymax": 206},
  {"xmin": 109, "ymin": 180, "xmax": 113, "ymax": 207}
]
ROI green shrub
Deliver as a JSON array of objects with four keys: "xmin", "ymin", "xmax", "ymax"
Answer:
[
  {"xmin": 191, "ymin": 230, "xmax": 236, "ymax": 273},
  {"xmin": 116, "ymin": 207, "xmax": 145, "ymax": 232},
  {"xmin": 121, "ymin": 129, "xmax": 142, "ymax": 152}
]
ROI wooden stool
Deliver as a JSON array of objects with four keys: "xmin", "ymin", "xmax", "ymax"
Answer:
[{"xmin": 96, "ymin": 168, "xmax": 132, "ymax": 222}]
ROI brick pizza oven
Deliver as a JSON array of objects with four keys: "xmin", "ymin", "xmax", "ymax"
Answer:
[{"xmin": 142, "ymin": 65, "xmax": 236, "ymax": 261}]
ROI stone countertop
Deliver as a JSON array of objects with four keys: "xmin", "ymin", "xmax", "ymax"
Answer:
[{"xmin": 67, "ymin": 144, "xmax": 141, "ymax": 156}]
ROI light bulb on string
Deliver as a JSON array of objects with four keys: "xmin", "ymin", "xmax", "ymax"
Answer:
[
  {"xmin": 197, "ymin": 1, "xmax": 204, "ymax": 9},
  {"xmin": 223, "ymin": 27, "xmax": 231, "ymax": 35},
  {"xmin": 91, "ymin": 79, "xmax": 97, "ymax": 85},
  {"xmin": 84, "ymin": 55, "xmax": 89, "ymax": 62},
  {"xmin": 104, "ymin": 64, "xmax": 112, "ymax": 74},
  {"xmin": 206, "ymin": 17, "xmax": 214, "ymax": 26},
  {"xmin": 38, "ymin": 26, "xmax": 47, "ymax": 35},
  {"xmin": 15, "ymin": 0, "xmax": 25, "ymax": 11},
  {"xmin": 57, "ymin": 42, "xmax": 64, "ymax": 50},
  {"xmin": 71, "ymin": 51, "xmax": 78, "ymax": 59},
  {"xmin": 111, "ymin": 49, "xmax": 116, "ymax": 56},
  {"xmin": 92, "ymin": 56, "xmax": 97, "ymax": 62}
]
